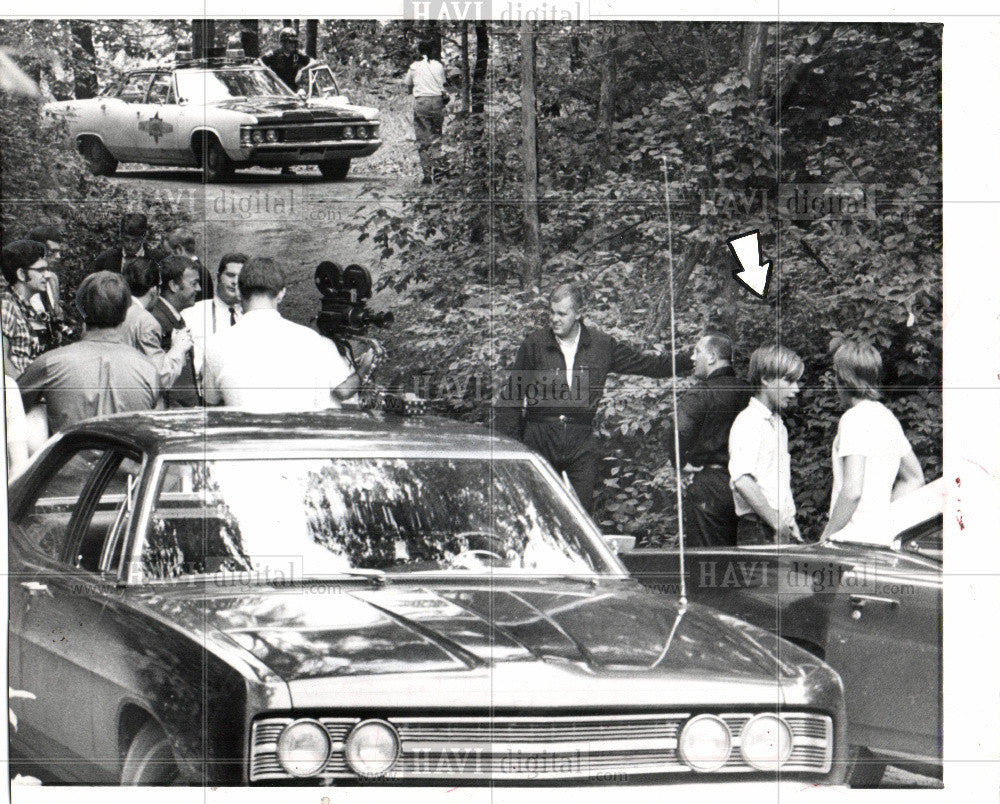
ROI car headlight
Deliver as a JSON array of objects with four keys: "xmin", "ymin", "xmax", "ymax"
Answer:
[
  {"xmin": 344, "ymin": 719, "xmax": 400, "ymax": 777},
  {"xmin": 240, "ymin": 127, "xmax": 251, "ymax": 146},
  {"xmin": 740, "ymin": 714, "xmax": 792, "ymax": 771},
  {"xmin": 276, "ymin": 719, "xmax": 331, "ymax": 777},
  {"xmin": 356, "ymin": 127, "xmax": 368, "ymax": 139},
  {"xmin": 266, "ymin": 129, "xmax": 279, "ymax": 143},
  {"xmin": 679, "ymin": 714, "xmax": 732, "ymax": 772},
  {"xmin": 343, "ymin": 126, "xmax": 355, "ymax": 139},
  {"xmin": 251, "ymin": 130, "xmax": 264, "ymax": 144}
]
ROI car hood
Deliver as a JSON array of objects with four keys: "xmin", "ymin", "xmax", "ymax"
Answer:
[
  {"xmin": 134, "ymin": 580, "xmax": 820, "ymax": 694},
  {"xmin": 305, "ymin": 97, "xmax": 380, "ymax": 120},
  {"xmin": 211, "ymin": 98, "xmax": 371, "ymax": 124}
]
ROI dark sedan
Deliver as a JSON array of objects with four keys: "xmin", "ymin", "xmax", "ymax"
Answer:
[
  {"xmin": 9, "ymin": 409, "xmax": 847, "ymax": 787},
  {"xmin": 622, "ymin": 479, "xmax": 943, "ymax": 787}
]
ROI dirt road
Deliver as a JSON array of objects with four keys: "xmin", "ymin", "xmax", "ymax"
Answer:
[{"xmin": 107, "ymin": 164, "xmax": 409, "ymax": 325}]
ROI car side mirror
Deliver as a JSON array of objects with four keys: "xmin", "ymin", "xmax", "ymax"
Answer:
[{"xmin": 603, "ymin": 534, "xmax": 636, "ymax": 554}]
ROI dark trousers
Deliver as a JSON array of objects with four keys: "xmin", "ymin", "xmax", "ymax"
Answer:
[
  {"xmin": 682, "ymin": 467, "xmax": 738, "ymax": 547},
  {"xmin": 413, "ymin": 96, "xmax": 444, "ymax": 180},
  {"xmin": 523, "ymin": 420, "xmax": 598, "ymax": 512},
  {"xmin": 736, "ymin": 514, "xmax": 777, "ymax": 546}
]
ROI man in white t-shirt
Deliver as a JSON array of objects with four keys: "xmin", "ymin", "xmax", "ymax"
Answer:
[
  {"xmin": 821, "ymin": 340, "xmax": 924, "ymax": 543},
  {"xmin": 202, "ymin": 257, "xmax": 358, "ymax": 412}
]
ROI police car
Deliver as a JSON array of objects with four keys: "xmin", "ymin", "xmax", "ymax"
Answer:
[{"xmin": 42, "ymin": 52, "xmax": 381, "ymax": 182}]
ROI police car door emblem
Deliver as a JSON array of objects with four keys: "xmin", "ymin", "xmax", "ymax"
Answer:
[{"xmin": 139, "ymin": 112, "xmax": 174, "ymax": 143}]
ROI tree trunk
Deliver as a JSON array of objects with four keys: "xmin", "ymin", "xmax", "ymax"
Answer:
[
  {"xmin": 70, "ymin": 21, "xmax": 97, "ymax": 99},
  {"xmin": 741, "ymin": 23, "xmax": 767, "ymax": 100},
  {"xmin": 471, "ymin": 23, "xmax": 489, "ymax": 116},
  {"xmin": 520, "ymin": 21, "xmax": 541, "ymax": 290},
  {"xmin": 192, "ymin": 19, "xmax": 216, "ymax": 59},
  {"xmin": 305, "ymin": 20, "xmax": 318, "ymax": 59},
  {"xmin": 597, "ymin": 29, "xmax": 618, "ymax": 167},
  {"xmin": 569, "ymin": 34, "xmax": 580, "ymax": 72},
  {"xmin": 239, "ymin": 19, "xmax": 260, "ymax": 58},
  {"xmin": 460, "ymin": 23, "xmax": 471, "ymax": 116}
]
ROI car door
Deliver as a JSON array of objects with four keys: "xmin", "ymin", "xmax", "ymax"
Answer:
[
  {"xmin": 134, "ymin": 71, "xmax": 183, "ymax": 163},
  {"xmin": 9, "ymin": 441, "xmax": 143, "ymax": 781},
  {"xmin": 823, "ymin": 516, "xmax": 943, "ymax": 761},
  {"xmin": 103, "ymin": 71, "xmax": 154, "ymax": 161}
]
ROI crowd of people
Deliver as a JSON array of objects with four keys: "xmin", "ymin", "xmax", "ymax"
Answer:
[
  {"xmin": 2, "ymin": 212, "xmax": 357, "ymax": 477},
  {"xmin": 498, "ymin": 284, "xmax": 926, "ymax": 545},
  {"xmin": 3, "ymin": 217, "xmax": 925, "ymax": 545}
]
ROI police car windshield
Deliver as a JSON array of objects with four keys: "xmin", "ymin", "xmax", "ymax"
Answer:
[{"xmin": 176, "ymin": 68, "xmax": 295, "ymax": 103}]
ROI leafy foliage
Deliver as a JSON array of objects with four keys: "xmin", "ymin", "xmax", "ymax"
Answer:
[{"xmin": 360, "ymin": 21, "xmax": 942, "ymax": 543}]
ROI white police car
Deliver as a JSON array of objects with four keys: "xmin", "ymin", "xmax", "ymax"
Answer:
[{"xmin": 42, "ymin": 56, "xmax": 381, "ymax": 182}]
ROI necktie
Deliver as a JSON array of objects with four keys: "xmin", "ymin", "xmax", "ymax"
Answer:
[{"xmin": 228, "ymin": 306, "xmax": 237, "ymax": 326}]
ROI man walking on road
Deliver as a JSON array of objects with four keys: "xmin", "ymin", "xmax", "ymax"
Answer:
[
  {"xmin": 403, "ymin": 39, "xmax": 447, "ymax": 185},
  {"xmin": 495, "ymin": 283, "xmax": 692, "ymax": 512},
  {"xmin": 676, "ymin": 332, "xmax": 750, "ymax": 547}
]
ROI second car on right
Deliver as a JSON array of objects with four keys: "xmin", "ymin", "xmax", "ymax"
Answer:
[{"xmin": 621, "ymin": 478, "xmax": 944, "ymax": 787}]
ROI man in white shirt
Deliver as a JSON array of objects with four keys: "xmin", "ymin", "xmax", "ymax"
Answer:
[
  {"xmin": 403, "ymin": 39, "xmax": 447, "ymax": 184},
  {"xmin": 728, "ymin": 344, "xmax": 805, "ymax": 545},
  {"xmin": 182, "ymin": 253, "xmax": 246, "ymax": 380},
  {"xmin": 202, "ymin": 257, "xmax": 358, "ymax": 412}
]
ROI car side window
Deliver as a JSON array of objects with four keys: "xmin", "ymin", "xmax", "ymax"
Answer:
[
  {"xmin": 147, "ymin": 73, "xmax": 175, "ymax": 105},
  {"xmin": 901, "ymin": 514, "xmax": 943, "ymax": 560},
  {"xmin": 73, "ymin": 455, "xmax": 143, "ymax": 572},
  {"xmin": 13, "ymin": 448, "xmax": 109, "ymax": 562},
  {"xmin": 119, "ymin": 73, "xmax": 152, "ymax": 103}
]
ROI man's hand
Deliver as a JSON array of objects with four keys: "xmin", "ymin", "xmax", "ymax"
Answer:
[{"xmin": 168, "ymin": 328, "xmax": 194, "ymax": 357}]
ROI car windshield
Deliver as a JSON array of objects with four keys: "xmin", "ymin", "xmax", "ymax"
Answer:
[
  {"xmin": 308, "ymin": 66, "xmax": 339, "ymax": 96},
  {"xmin": 175, "ymin": 68, "xmax": 295, "ymax": 103},
  {"xmin": 136, "ymin": 456, "xmax": 613, "ymax": 584}
]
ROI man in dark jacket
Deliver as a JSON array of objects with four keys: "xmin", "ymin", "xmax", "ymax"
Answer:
[
  {"xmin": 495, "ymin": 283, "xmax": 692, "ymax": 511},
  {"xmin": 261, "ymin": 27, "xmax": 313, "ymax": 91},
  {"xmin": 149, "ymin": 256, "xmax": 201, "ymax": 408},
  {"xmin": 93, "ymin": 213, "xmax": 166, "ymax": 273},
  {"xmin": 676, "ymin": 332, "xmax": 751, "ymax": 547}
]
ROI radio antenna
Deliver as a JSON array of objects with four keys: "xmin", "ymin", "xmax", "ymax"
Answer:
[{"xmin": 661, "ymin": 156, "xmax": 687, "ymax": 608}]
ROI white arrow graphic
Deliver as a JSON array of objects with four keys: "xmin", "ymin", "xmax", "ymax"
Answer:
[{"xmin": 726, "ymin": 230, "xmax": 771, "ymax": 299}]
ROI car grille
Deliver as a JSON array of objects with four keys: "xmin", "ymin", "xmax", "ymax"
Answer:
[
  {"xmin": 249, "ymin": 711, "xmax": 833, "ymax": 782},
  {"xmin": 281, "ymin": 125, "xmax": 369, "ymax": 143}
]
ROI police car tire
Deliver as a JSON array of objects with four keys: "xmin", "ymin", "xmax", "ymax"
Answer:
[
  {"xmin": 318, "ymin": 159, "xmax": 350, "ymax": 180},
  {"xmin": 203, "ymin": 139, "xmax": 234, "ymax": 183},
  {"xmin": 83, "ymin": 138, "xmax": 118, "ymax": 176}
]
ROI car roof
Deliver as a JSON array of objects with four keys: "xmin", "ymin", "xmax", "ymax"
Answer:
[{"xmin": 65, "ymin": 408, "xmax": 525, "ymax": 457}]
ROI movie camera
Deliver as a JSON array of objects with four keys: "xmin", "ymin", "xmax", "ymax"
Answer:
[{"xmin": 314, "ymin": 261, "xmax": 393, "ymax": 340}]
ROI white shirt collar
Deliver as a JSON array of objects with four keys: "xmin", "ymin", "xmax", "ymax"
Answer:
[{"xmin": 747, "ymin": 395, "xmax": 778, "ymax": 420}]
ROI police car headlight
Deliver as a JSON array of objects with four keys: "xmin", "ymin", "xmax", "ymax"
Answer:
[
  {"xmin": 240, "ymin": 127, "xmax": 252, "ymax": 146},
  {"xmin": 276, "ymin": 719, "xmax": 330, "ymax": 778},
  {"xmin": 251, "ymin": 130, "xmax": 264, "ymax": 144},
  {"xmin": 344, "ymin": 720, "xmax": 400, "ymax": 777},
  {"xmin": 740, "ymin": 714, "xmax": 792, "ymax": 771},
  {"xmin": 679, "ymin": 714, "xmax": 731, "ymax": 772},
  {"xmin": 357, "ymin": 127, "xmax": 369, "ymax": 140},
  {"xmin": 266, "ymin": 129, "xmax": 279, "ymax": 143},
  {"xmin": 343, "ymin": 126, "xmax": 355, "ymax": 139}
]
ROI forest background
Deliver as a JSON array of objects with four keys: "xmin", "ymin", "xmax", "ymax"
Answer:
[{"xmin": 0, "ymin": 19, "xmax": 942, "ymax": 542}]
